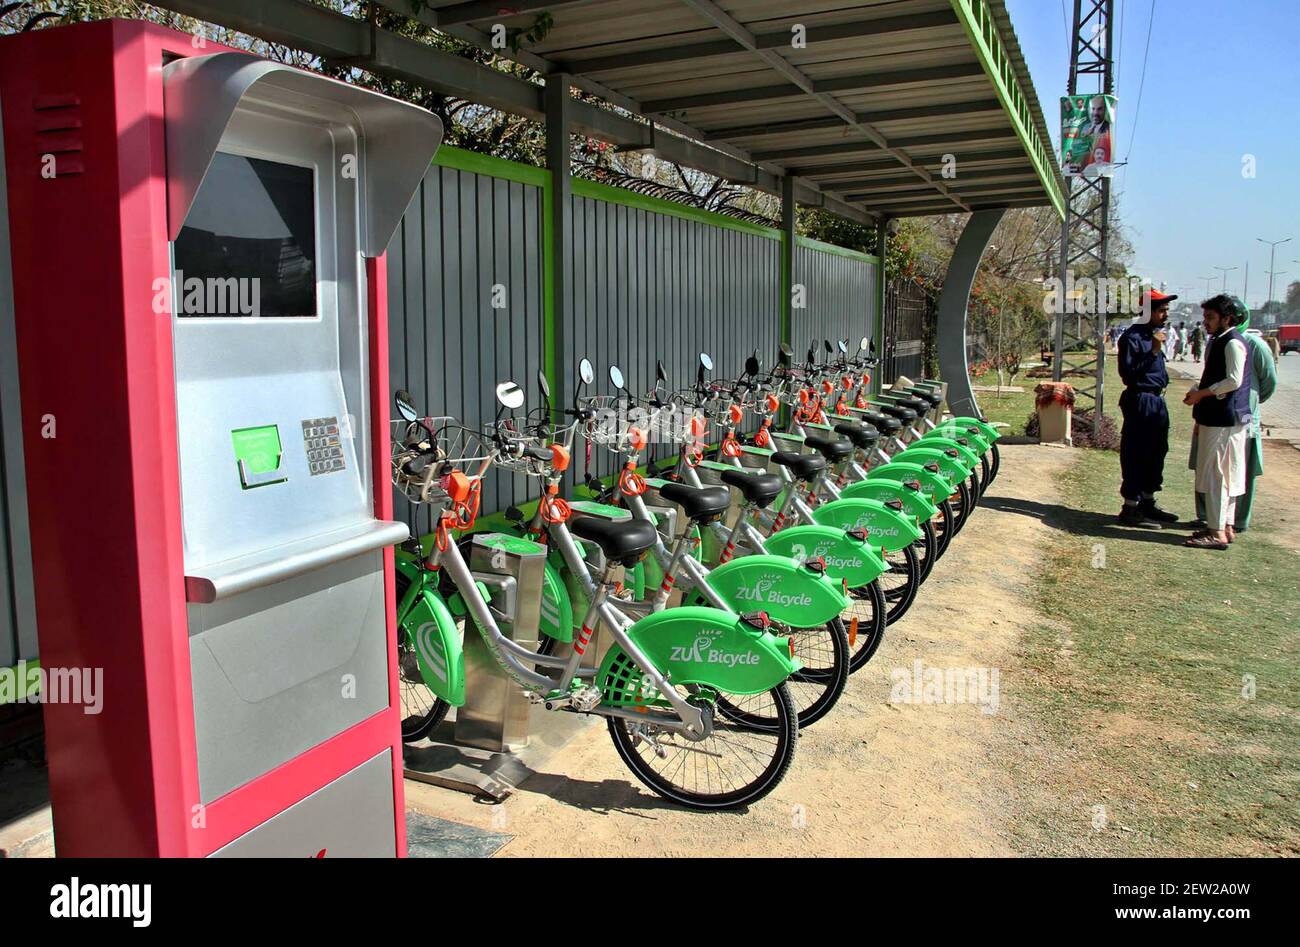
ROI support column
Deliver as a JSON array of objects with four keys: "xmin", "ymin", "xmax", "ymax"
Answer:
[
  {"xmin": 544, "ymin": 72, "xmax": 572, "ymax": 412},
  {"xmin": 936, "ymin": 208, "xmax": 1006, "ymax": 419},
  {"xmin": 780, "ymin": 174, "xmax": 796, "ymax": 354},
  {"xmin": 873, "ymin": 218, "xmax": 888, "ymax": 392}
]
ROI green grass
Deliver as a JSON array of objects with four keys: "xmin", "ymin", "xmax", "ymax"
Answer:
[
  {"xmin": 1007, "ymin": 360, "xmax": 1300, "ymax": 855},
  {"xmin": 969, "ymin": 368, "xmax": 1040, "ymax": 436}
]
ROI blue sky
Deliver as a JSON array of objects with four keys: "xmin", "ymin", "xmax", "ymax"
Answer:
[{"xmin": 1005, "ymin": 0, "xmax": 1300, "ymax": 307}]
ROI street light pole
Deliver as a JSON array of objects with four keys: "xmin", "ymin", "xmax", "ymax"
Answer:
[
  {"xmin": 1256, "ymin": 236, "xmax": 1292, "ymax": 308},
  {"xmin": 1213, "ymin": 265, "xmax": 1238, "ymax": 293},
  {"xmin": 1200, "ymin": 275, "xmax": 1216, "ymax": 297}
]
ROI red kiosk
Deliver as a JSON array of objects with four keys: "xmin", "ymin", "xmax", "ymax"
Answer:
[{"xmin": 0, "ymin": 20, "xmax": 442, "ymax": 856}]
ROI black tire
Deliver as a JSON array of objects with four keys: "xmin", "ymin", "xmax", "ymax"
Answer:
[
  {"xmin": 394, "ymin": 569, "xmax": 452, "ymax": 743},
  {"xmin": 716, "ymin": 617, "xmax": 849, "ymax": 729},
  {"xmin": 845, "ymin": 579, "xmax": 887, "ymax": 672},
  {"xmin": 950, "ymin": 479, "xmax": 974, "ymax": 534},
  {"xmin": 912, "ymin": 518, "xmax": 937, "ymax": 583},
  {"xmin": 880, "ymin": 543, "xmax": 921, "ymax": 625},
  {"xmin": 607, "ymin": 683, "xmax": 798, "ymax": 810},
  {"xmin": 979, "ymin": 454, "xmax": 992, "ymax": 495},
  {"xmin": 932, "ymin": 498, "xmax": 955, "ymax": 559},
  {"xmin": 988, "ymin": 442, "xmax": 1001, "ymax": 483}
]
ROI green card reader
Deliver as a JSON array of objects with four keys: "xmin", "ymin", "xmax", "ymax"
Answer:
[{"xmin": 232, "ymin": 424, "xmax": 287, "ymax": 489}]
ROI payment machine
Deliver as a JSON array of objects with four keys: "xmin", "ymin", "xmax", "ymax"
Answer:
[{"xmin": 0, "ymin": 20, "xmax": 442, "ymax": 855}]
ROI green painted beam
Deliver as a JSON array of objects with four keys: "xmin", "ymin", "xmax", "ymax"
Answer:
[{"xmin": 949, "ymin": 0, "xmax": 1066, "ymax": 219}]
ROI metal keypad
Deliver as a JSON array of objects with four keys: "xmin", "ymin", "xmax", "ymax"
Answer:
[{"xmin": 302, "ymin": 417, "xmax": 346, "ymax": 475}]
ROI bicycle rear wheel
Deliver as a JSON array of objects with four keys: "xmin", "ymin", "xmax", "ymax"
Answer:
[
  {"xmin": 715, "ymin": 618, "xmax": 849, "ymax": 729},
  {"xmin": 880, "ymin": 544, "xmax": 921, "ymax": 625},
  {"xmin": 607, "ymin": 684, "xmax": 798, "ymax": 810},
  {"xmin": 845, "ymin": 579, "xmax": 887, "ymax": 672}
]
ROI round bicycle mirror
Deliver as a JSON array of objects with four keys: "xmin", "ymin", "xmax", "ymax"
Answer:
[
  {"xmin": 859, "ymin": 336, "xmax": 870, "ymax": 351},
  {"xmin": 537, "ymin": 369, "xmax": 551, "ymax": 399},
  {"xmin": 579, "ymin": 357, "xmax": 595, "ymax": 385},
  {"xmin": 656, "ymin": 359, "xmax": 667, "ymax": 384},
  {"xmin": 745, "ymin": 353, "xmax": 761, "ymax": 376},
  {"xmin": 609, "ymin": 365, "xmax": 626, "ymax": 390},
  {"xmin": 495, "ymin": 381, "xmax": 526, "ymax": 410},
  {"xmin": 699, "ymin": 352, "xmax": 714, "ymax": 371},
  {"xmin": 838, "ymin": 339, "xmax": 848, "ymax": 354},
  {"xmin": 394, "ymin": 389, "xmax": 420, "ymax": 423},
  {"xmin": 823, "ymin": 339, "xmax": 834, "ymax": 353}
]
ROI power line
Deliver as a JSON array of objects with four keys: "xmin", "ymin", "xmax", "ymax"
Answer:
[{"xmin": 1123, "ymin": 0, "xmax": 1156, "ymax": 162}]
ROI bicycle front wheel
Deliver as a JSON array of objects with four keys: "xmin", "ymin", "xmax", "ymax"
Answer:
[{"xmin": 607, "ymin": 684, "xmax": 798, "ymax": 810}]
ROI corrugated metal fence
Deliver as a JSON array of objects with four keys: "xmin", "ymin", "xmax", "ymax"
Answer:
[{"xmin": 386, "ymin": 149, "xmax": 881, "ymax": 528}]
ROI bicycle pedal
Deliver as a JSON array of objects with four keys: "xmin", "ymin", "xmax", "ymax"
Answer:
[{"xmin": 570, "ymin": 684, "xmax": 603, "ymax": 713}]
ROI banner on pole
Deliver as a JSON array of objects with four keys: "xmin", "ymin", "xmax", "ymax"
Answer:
[{"xmin": 1060, "ymin": 94, "xmax": 1117, "ymax": 178}]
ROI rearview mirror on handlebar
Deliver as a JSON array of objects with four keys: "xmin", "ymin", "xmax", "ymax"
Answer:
[
  {"xmin": 394, "ymin": 389, "xmax": 420, "ymax": 424},
  {"xmin": 496, "ymin": 381, "xmax": 526, "ymax": 410},
  {"xmin": 579, "ymin": 357, "xmax": 595, "ymax": 386},
  {"xmin": 859, "ymin": 336, "xmax": 869, "ymax": 352},
  {"xmin": 609, "ymin": 365, "xmax": 626, "ymax": 391}
]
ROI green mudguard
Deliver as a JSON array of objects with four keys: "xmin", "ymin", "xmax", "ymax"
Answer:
[
  {"xmin": 539, "ymin": 557, "xmax": 575, "ymax": 643},
  {"xmin": 949, "ymin": 416, "xmax": 1000, "ymax": 441},
  {"xmin": 893, "ymin": 446, "xmax": 972, "ymax": 486},
  {"xmin": 761, "ymin": 524, "xmax": 887, "ymax": 589},
  {"xmin": 865, "ymin": 461, "xmax": 955, "ymax": 505},
  {"xmin": 596, "ymin": 606, "xmax": 798, "ymax": 704},
  {"xmin": 841, "ymin": 477, "xmax": 939, "ymax": 523},
  {"xmin": 397, "ymin": 585, "xmax": 466, "ymax": 707},
  {"xmin": 812, "ymin": 497, "xmax": 923, "ymax": 551},
  {"xmin": 926, "ymin": 425, "xmax": 991, "ymax": 456},
  {"xmin": 703, "ymin": 553, "xmax": 849, "ymax": 626},
  {"xmin": 910, "ymin": 435, "xmax": 980, "ymax": 471}
]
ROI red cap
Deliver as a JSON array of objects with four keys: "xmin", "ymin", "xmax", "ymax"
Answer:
[{"xmin": 1141, "ymin": 289, "xmax": 1178, "ymax": 308}]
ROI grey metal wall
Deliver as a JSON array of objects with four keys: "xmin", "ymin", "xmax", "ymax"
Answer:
[
  {"xmin": 792, "ymin": 240, "xmax": 879, "ymax": 359},
  {"xmin": 386, "ymin": 163, "xmax": 546, "ymax": 533},
  {"xmin": 566, "ymin": 195, "xmax": 783, "ymax": 400},
  {"xmin": 565, "ymin": 194, "xmax": 783, "ymax": 480}
]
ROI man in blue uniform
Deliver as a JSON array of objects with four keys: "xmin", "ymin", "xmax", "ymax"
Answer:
[{"xmin": 1116, "ymin": 290, "xmax": 1179, "ymax": 527}]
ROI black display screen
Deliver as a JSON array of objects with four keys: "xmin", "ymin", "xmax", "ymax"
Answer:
[{"xmin": 173, "ymin": 152, "xmax": 317, "ymax": 318}]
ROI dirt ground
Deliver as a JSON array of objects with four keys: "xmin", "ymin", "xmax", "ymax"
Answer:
[{"xmin": 404, "ymin": 442, "xmax": 1077, "ymax": 856}]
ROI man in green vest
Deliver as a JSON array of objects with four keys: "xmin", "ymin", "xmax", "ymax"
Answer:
[{"xmin": 1191, "ymin": 296, "xmax": 1277, "ymax": 536}]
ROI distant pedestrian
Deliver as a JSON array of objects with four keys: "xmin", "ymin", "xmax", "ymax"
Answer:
[{"xmin": 1190, "ymin": 323, "xmax": 1204, "ymax": 362}]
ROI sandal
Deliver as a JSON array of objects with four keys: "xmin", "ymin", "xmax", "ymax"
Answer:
[
  {"xmin": 1184, "ymin": 534, "xmax": 1229, "ymax": 550},
  {"xmin": 1225, "ymin": 526, "xmax": 1236, "ymax": 544}
]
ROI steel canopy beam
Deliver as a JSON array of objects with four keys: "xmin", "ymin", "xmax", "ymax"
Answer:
[
  {"xmin": 752, "ymin": 128, "xmax": 1016, "ymax": 162},
  {"xmin": 430, "ymin": 0, "xmax": 590, "ymax": 27},
  {"xmin": 641, "ymin": 63, "xmax": 986, "ymax": 113},
  {"xmin": 704, "ymin": 99, "xmax": 1004, "ymax": 140},
  {"xmin": 565, "ymin": 9, "xmax": 960, "ymax": 73},
  {"xmin": 674, "ymin": 0, "xmax": 969, "ymax": 212},
  {"xmin": 148, "ymin": 0, "xmax": 872, "ymax": 223}
]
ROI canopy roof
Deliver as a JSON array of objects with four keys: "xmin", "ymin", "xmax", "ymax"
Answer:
[
  {"xmin": 414, "ymin": 0, "xmax": 1065, "ymax": 219},
  {"xmin": 156, "ymin": 0, "xmax": 1064, "ymax": 221}
]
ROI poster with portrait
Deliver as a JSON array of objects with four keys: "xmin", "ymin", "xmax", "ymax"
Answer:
[{"xmin": 1060, "ymin": 94, "xmax": 1117, "ymax": 177}]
